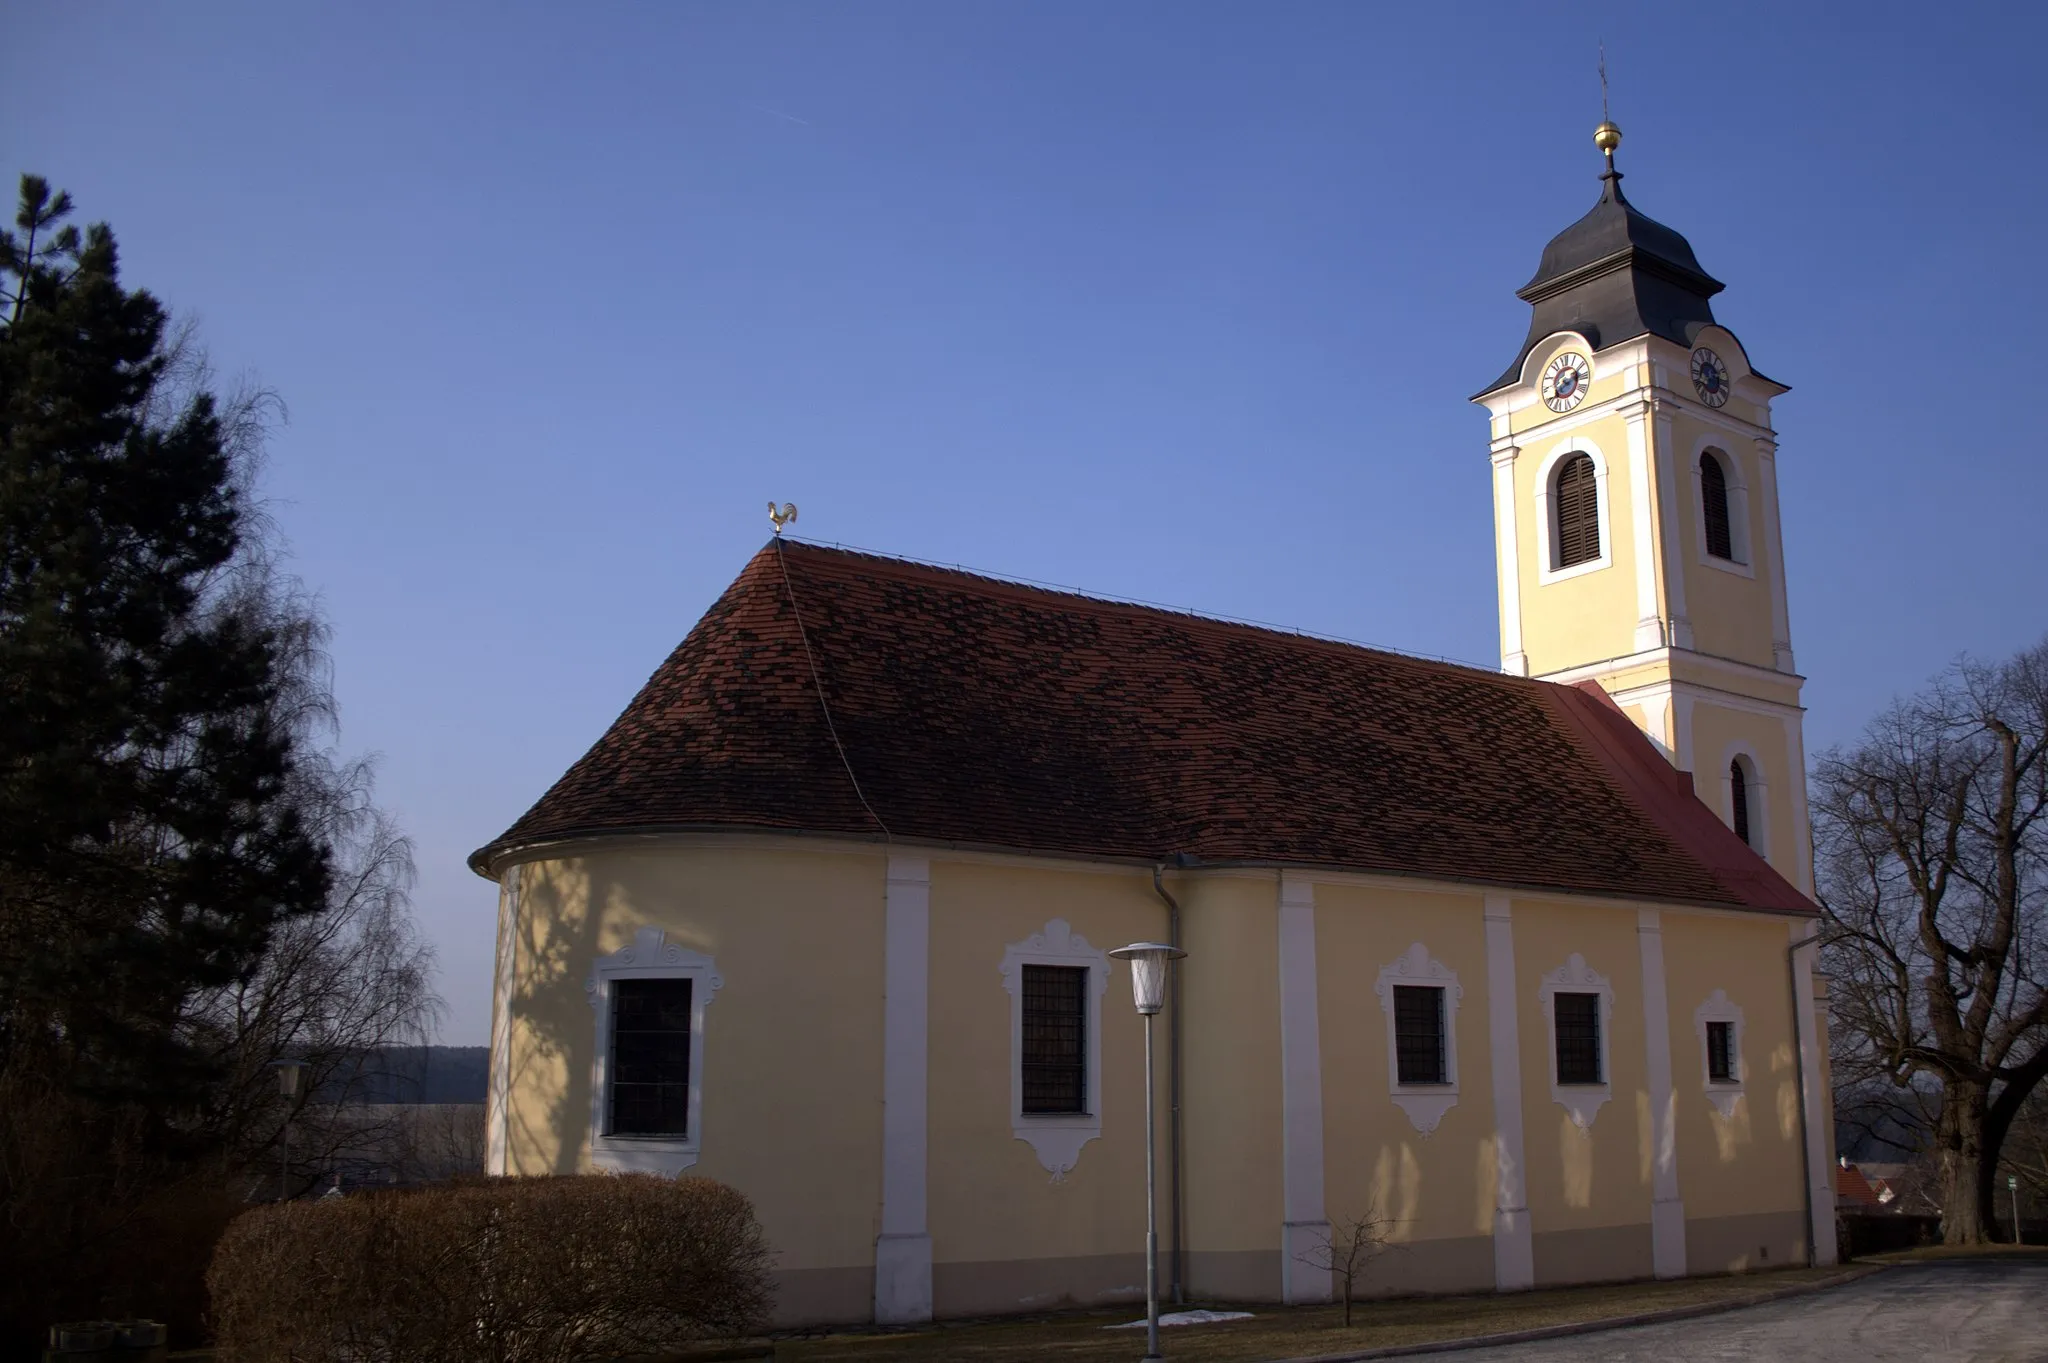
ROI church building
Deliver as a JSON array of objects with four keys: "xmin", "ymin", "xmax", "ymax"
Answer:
[{"xmin": 472, "ymin": 122, "xmax": 1837, "ymax": 1326}]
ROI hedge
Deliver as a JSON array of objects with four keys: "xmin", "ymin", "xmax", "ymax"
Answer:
[{"xmin": 208, "ymin": 1174, "xmax": 773, "ymax": 1362}]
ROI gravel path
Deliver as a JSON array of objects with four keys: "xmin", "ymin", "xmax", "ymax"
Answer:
[{"xmin": 1426, "ymin": 1261, "xmax": 2048, "ymax": 1362}]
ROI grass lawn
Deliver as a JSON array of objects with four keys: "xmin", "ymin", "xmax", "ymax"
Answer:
[{"xmin": 774, "ymin": 1265, "xmax": 1864, "ymax": 1363}]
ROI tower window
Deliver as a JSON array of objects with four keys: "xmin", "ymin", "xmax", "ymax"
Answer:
[
  {"xmin": 1730, "ymin": 758, "xmax": 1751, "ymax": 846},
  {"xmin": 1554, "ymin": 452, "xmax": 1601, "ymax": 568},
  {"xmin": 1701, "ymin": 453, "xmax": 1734, "ymax": 559}
]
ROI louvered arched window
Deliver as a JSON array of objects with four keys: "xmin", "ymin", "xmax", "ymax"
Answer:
[
  {"xmin": 1701, "ymin": 453, "xmax": 1734, "ymax": 560},
  {"xmin": 1554, "ymin": 453, "xmax": 1601, "ymax": 569},
  {"xmin": 1730, "ymin": 758, "xmax": 1751, "ymax": 846}
]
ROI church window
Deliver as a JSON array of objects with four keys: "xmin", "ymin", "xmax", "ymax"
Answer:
[
  {"xmin": 1375, "ymin": 943, "xmax": 1462, "ymax": 1134},
  {"xmin": 585, "ymin": 927, "xmax": 722, "ymax": 1175},
  {"xmin": 1001, "ymin": 920, "xmax": 1107, "ymax": 1175},
  {"xmin": 1393, "ymin": 985, "xmax": 1447, "ymax": 1085},
  {"xmin": 1701, "ymin": 453, "xmax": 1734, "ymax": 559},
  {"xmin": 1730, "ymin": 759, "xmax": 1752, "ymax": 846},
  {"xmin": 1553, "ymin": 991, "xmax": 1603, "ymax": 1085},
  {"xmin": 1553, "ymin": 453, "xmax": 1601, "ymax": 569},
  {"xmin": 1021, "ymin": 964, "xmax": 1088, "ymax": 1115},
  {"xmin": 608, "ymin": 977, "xmax": 692, "ymax": 1136},
  {"xmin": 1706, "ymin": 1020, "xmax": 1737, "ymax": 1084}
]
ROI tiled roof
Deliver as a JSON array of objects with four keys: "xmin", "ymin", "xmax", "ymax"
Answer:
[
  {"xmin": 1836, "ymin": 1162, "xmax": 1883, "ymax": 1209},
  {"xmin": 472, "ymin": 540, "xmax": 1815, "ymax": 915}
]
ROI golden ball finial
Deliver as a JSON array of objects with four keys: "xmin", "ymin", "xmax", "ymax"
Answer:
[{"xmin": 1594, "ymin": 120, "xmax": 1622, "ymax": 154}]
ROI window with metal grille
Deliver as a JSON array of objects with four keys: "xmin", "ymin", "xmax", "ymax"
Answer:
[
  {"xmin": 1554, "ymin": 991, "xmax": 1602, "ymax": 1085},
  {"xmin": 1021, "ymin": 964, "xmax": 1087, "ymax": 1115},
  {"xmin": 1393, "ymin": 985, "xmax": 1447, "ymax": 1085},
  {"xmin": 1702, "ymin": 453, "xmax": 1734, "ymax": 559},
  {"xmin": 1731, "ymin": 759, "xmax": 1752, "ymax": 846},
  {"xmin": 1554, "ymin": 453, "xmax": 1601, "ymax": 568},
  {"xmin": 609, "ymin": 978, "xmax": 691, "ymax": 1136},
  {"xmin": 1706, "ymin": 1020, "xmax": 1737, "ymax": 1083}
]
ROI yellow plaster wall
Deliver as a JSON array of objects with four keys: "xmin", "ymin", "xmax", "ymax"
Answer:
[
  {"xmin": 502, "ymin": 846, "xmax": 888, "ymax": 1275},
  {"xmin": 1510, "ymin": 898, "xmax": 1651, "ymax": 1233},
  {"xmin": 1660, "ymin": 911, "xmax": 1807, "ymax": 1261},
  {"xmin": 1664, "ymin": 415, "xmax": 1777, "ymax": 669},
  {"xmin": 1313, "ymin": 883, "xmax": 1495, "ymax": 1247},
  {"xmin": 924, "ymin": 859, "xmax": 1167, "ymax": 1272},
  {"xmin": 1683, "ymin": 700, "xmax": 1801, "ymax": 880},
  {"xmin": 1513, "ymin": 406, "xmax": 1643, "ymax": 677},
  {"xmin": 1178, "ymin": 873, "xmax": 1286, "ymax": 1265}
]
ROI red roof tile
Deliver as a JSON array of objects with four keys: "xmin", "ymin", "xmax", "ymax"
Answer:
[
  {"xmin": 1837, "ymin": 1162, "xmax": 1882, "ymax": 1209},
  {"xmin": 471, "ymin": 540, "xmax": 1815, "ymax": 915}
]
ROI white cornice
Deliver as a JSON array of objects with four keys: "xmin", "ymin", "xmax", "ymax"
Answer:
[
  {"xmin": 483, "ymin": 828, "xmax": 1814, "ymax": 919},
  {"xmin": 1535, "ymin": 644, "xmax": 1804, "ymax": 693}
]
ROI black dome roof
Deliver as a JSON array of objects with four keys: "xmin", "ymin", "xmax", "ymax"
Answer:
[{"xmin": 1479, "ymin": 169, "xmax": 1726, "ymax": 397}]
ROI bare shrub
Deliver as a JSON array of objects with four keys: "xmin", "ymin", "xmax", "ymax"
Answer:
[
  {"xmin": 208, "ymin": 1174, "xmax": 774, "ymax": 1362},
  {"xmin": 1295, "ymin": 1207, "xmax": 1395, "ymax": 1327}
]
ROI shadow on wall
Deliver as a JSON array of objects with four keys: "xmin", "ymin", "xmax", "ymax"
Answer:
[{"xmin": 509, "ymin": 859, "xmax": 619, "ymax": 1175}]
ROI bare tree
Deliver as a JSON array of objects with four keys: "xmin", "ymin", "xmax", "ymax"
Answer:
[
  {"xmin": 1295, "ymin": 1208, "xmax": 1395, "ymax": 1328},
  {"xmin": 1818, "ymin": 638, "xmax": 2048, "ymax": 1243}
]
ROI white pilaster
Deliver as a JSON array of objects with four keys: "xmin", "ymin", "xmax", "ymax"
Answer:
[
  {"xmin": 1791, "ymin": 919, "xmax": 1838, "ymax": 1265},
  {"xmin": 1781, "ymin": 711, "xmax": 1815, "ymax": 896},
  {"xmin": 1651, "ymin": 399, "xmax": 1693, "ymax": 648},
  {"xmin": 485, "ymin": 865, "xmax": 520, "ymax": 1177},
  {"xmin": 1673, "ymin": 688, "xmax": 1697, "ymax": 776},
  {"xmin": 1756, "ymin": 437, "xmax": 1797, "ymax": 674},
  {"xmin": 1484, "ymin": 894, "xmax": 1534, "ymax": 1290},
  {"xmin": 1623, "ymin": 399, "xmax": 1665, "ymax": 652},
  {"xmin": 1637, "ymin": 910, "xmax": 1685, "ymax": 1278},
  {"xmin": 1278, "ymin": 874, "xmax": 1331, "ymax": 1303},
  {"xmin": 1492, "ymin": 441, "xmax": 1529, "ymax": 676},
  {"xmin": 875, "ymin": 855, "xmax": 933, "ymax": 1323}
]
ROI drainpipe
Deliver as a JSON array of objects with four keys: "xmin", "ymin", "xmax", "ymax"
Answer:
[
  {"xmin": 1152, "ymin": 863, "xmax": 1186, "ymax": 1304},
  {"xmin": 1788, "ymin": 927, "xmax": 1824, "ymax": 1267}
]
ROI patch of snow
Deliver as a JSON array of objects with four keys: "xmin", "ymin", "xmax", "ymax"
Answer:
[{"xmin": 1105, "ymin": 1309, "xmax": 1255, "ymax": 1330}]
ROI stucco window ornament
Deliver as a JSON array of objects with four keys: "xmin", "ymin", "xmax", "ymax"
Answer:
[
  {"xmin": 1693, "ymin": 989, "xmax": 1747, "ymax": 1120},
  {"xmin": 1538, "ymin": 953, "xmax": 1615, "ymax": 1131},
  {"xmin": 585, "ymin": 926, "xmax": 722, "ymax": 1176},
  {"xmin": 1372, "ymin": 942, "xmax": 1462, "ymax": 1137},
  {"xmin": 999, "ymin": 918, "xmax": 1108, "ymax": 1180}
]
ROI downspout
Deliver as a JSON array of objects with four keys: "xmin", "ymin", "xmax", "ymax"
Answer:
[
  {"xmin": 1152, "ymin": 864, "xmax": 1186, "ymax": 1304},
  {"xmin": 1788, "ymin": 927, "xmax": 1824, "ymax": 1267}
]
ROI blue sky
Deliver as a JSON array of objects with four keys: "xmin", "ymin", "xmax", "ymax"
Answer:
[{"xmin": 7, "ymin": 3, "xmax": 2045, "ymax": 1043}]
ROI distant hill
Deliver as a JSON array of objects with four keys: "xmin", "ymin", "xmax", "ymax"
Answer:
[{"xmin": 328, "ymin": 1046, "xmax": 489, "ymax": 1104}]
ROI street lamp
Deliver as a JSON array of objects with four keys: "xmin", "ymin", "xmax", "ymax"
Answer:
[
  {"xmin": 1109, "ymin": 942, "xmax": 1186, "ymax": 1362},
  {"xmin": 271, "ymin": 1058, "xmax": 307, "ymax": 1202}
]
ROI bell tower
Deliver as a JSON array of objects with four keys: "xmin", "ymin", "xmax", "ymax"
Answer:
[{"xmin": 1473, "ymin": 121, "xmax": 1812, "ymax": 891}]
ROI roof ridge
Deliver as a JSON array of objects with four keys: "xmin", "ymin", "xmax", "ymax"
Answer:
[{"xmin": 774, "ymin": 535, "xmax": 1507, "ymax": 680}]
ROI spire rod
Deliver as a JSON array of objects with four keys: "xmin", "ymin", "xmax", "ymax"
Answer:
[{"xmin": 1593, "ymin": 41, "xmax": 1622, "ymax": 182}]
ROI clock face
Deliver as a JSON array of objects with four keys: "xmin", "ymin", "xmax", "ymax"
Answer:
[
  {"xmin": 1542, "ymin": 352, "xmax": 1592, "ymax": 412},
  {"xmin": 1691, "ymin": 348, "xmax": 1731, "ymax": 407}
]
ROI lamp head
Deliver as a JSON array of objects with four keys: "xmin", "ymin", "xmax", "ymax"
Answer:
[
  {"xmin": 271, "ymin": 1057, "xmax": 307, "ymax": 1099},
  {"xmin": 1108, "ymin": 942, "xmax": 1187, "ymax": 1015}
]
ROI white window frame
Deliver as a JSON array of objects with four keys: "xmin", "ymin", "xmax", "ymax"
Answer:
[
  {"xmin": 1532, "ymin": 437, "xmax": 1613, "ymax": 584},
  {"xmin": 1373, "ymin": 943, "xmax": 1462, "ymax": 1136},
  {"xmin": 1692, "ymin": 440, "xmax": 1755, "ymax": 577},
  {"xmin": 586, "ymin": 926, "xmax": 722, "ymax": 1175},
  {"xmin": 1539, "ymin": 953, "xmax": 1615, "ymax": 1130},
  {"xmin": 1693, "ymin": 989, "xmax": 1747, "ymax": 1120},
  {"xmin": 1000, "ymin": 918, "xmax": 1108, "ymax": 1179},
  {"xmin": 1721, "ymin": 741, "xmax": 1771, "ymax": 862}
]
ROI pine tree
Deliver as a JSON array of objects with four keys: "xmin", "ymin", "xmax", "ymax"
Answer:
[{"xmin": 0, "ymin": 173, "xmax": 332, "ymax": 1112}]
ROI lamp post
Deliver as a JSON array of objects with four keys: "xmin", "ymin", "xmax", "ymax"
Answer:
[
  {"xmin": 1109, "ymin": 942, "xmax": 1186, "ymax": 1362},
  {"xmin": 271, "ymin": 1058, "xmax": 306, "ymax": 1202}
]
